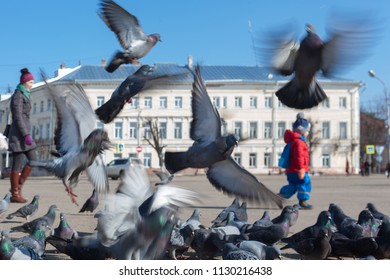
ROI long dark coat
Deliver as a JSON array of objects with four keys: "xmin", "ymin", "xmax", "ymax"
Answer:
[{"xmin": 8, "ymin": 89, "xmax": 36, "ymax": 152}]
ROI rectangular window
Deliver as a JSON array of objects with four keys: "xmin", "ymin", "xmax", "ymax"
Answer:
[
  {"xmin": 264, "ymin": 97, "xmax": 272, "ymax": 108},
  {"xmin": 234, "ymin": 122, "xmax": 242, "ymax": 138},
  {"xmin": 264, "ymin": 153, "xmax": 271, "ymax": 167},
  {"xmin": 322, "ymin": 121, "xmax": 330, "ymax": 139},
  {"xmin": 39, "ymin": 124, "xmax": 43, "ymax": 140},
  {"xmin": 221, "ymin": 119, "xmax": 228, "ymax": 136},
  {"xmin": 40, "ymin": 100, "xmax": 44, "ymax": 113},
  {"xmin": 264, "ymin": 122, "xmax": 273, "ymax": 139},
  {"xmin": 174, "ymin": 122, "xmax": 182, "ymax": 139},
  {"xmin": 249, "ymin": 97, "xmax": 257, "ymax": 108},
  {"xmin": 159, "ymin": 97, "xmax": 167, "ymax": 108},
  {"xmin": 159, "ymin": 122, "xmax": 167, "ymax": 139},
  {"xmin": 322, "ymin": 98, "xmax": 330, "ymax": 108},
  {"xmin": 144, "ymin": 126, "xmax": 151, "ymax": 139},
  {"xmin": 144, "ymin": 97, "xmax": 152, "ymax": 108},
  {"xmin": 277, "ymin": 122, "xmax": 286, "ymax": 139},
  {"xmin": 129, "ymin": 97, "xmax": 138, "ymax": 108},
  {"xmin": 249, "ymin": 122, "xmax": 257, "ymax": 139},
  {"xmin": 212, "ymin": 97, "xmax": 220, "ymax": 108},
  {"xmin": 234, "ymin": 97, "xmax": 242, "ymax": 108},
  {"xmin": 97, "ymin": 121, "xmax": 104, "ymax": 130},
  {"xmin": 129, "ymin": 122, "xmax": 137, "ymax": 139},
  {"xmin": 143, "ymin": 153, "xmax": 151, "ymax": 167},
  {"xmin": 233, "ymin": 153, "xmax": 241, "ymax": 165},
  {"xmin": 277, "ymin": 100, "xmax": 285, "ymax": 108},
  {"xmin": 339, "ymin": 122, "xmax": 347, "ymax": 139},
  {"xmin": 222, "ymin": 97, "xmax": 227, "ymax": 108},
  {"xmin": 339, "ymin": 97, "xmax": 347, "ymax": 108},
  {"xmin": 174, "ymin": 97, "xmax": 183, "ymax": 108},
  {"xmin": 46, "ymin": 123, "xmax": 50, "ymax": 140},
  {"xmin": 47, "ymin": 99, "xmax": 52, "ymax": 111},
  {"xmin": 114, "ymin": 122, "xmax": 123, "ymax": 139},
  {"xmin": 97, "ymin": 96, "xmax": 105, "ymax": 107},
  {"xmin": 249, "ymin": 153, "xmax": 257, "ymax": 167},
  {"xmin": 33, "ymin": 103, "xmax": 37, "ymax": 114},
  {"xmin": 322, "ymin": 154, "xmax": 330, "ymax": 167}
]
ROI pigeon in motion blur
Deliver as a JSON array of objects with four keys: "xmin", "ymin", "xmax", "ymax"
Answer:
[
  {"xmin": 79, "ymin": 189, "xmax": 99, "ymax": 214},
  {"xmin": 96, "ymin": 162, "xmax": 199, "ymax": 259},
  {"xmin": 257, "ymin": 15, "xmax": 381, "ymax": 109},
  {"xmin": 6, "ymin": 194, "xmax": 39, "ymax": 221},
  {"xmin": 30, "ymin": 76, "xmax": 111, "ymax": 206},
  {"xmin": 0, "ymin": 193, "xmax": 11, "ymax": 216},
  {"xmin": 153, "ymin": 169, "xmax": 174, "ymax": 186},
  {"xmin": 98, "ymin": 0, "xmax": 161, "ymax": 72},
  {"xmin": 164, "ymin": 66, "xmax": 284, "ymax": 208}
]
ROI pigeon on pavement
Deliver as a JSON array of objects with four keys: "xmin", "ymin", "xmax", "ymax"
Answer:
[
  {"xmin": 330, "ymin": 236, "xmax": 378, "ymax": 259},
  {"xmin": 166, "ymin": 224, "xmax": 195, "ymax": 259},
  {"xmin": 180, "ymin": 209, "xmax": 203, "ymax": 230},
  {"xmin": 50, "ymin": 212, "xmax": 79, "ymax": 240},
  {"xmin": 328, "ymin": 203, "xmax": 357, "ymax": 232},
  {"xmin": 366, "ymin": 202, "xmax": 390, "ymax": 222},
  {"xmin": 211, "ymin": 198, "xmax": 240, "ymax": 225},
  {"xmin": 79, "ymin": 189, "xmax": 99, "ymax": 214},
  {"xmin": 0, "ymin": 193, "xmax": 11, "ymax": 216},
  {"xmin": 30, "ymin": 76, "xmax": 111, "ymax": 206},
  {"xmin": 6, "ymin": 194, "xmax": 39, "ymax": 221},
  {"xmin": 0, "ymin": 230, "xmax": 41, "ymax": 260},
  {"xmin": 98, "ymin": 0, "xmax": 161, "ymax": 72},
  {"xmin": 164, "ymin": 66, "xmax": 284, "ymax": 208},
  {"xmin": 222, "ymin": 242, "xmax": 259, "ymax": 260},
  {"xmin": 238, "ymin": 240, "xmax": 282, "ymax": 260}
]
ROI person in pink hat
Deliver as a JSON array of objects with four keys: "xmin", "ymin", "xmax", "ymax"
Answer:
[{"xmin": 7, "ymin": 68, "xmax": 38, "ymax": 203}]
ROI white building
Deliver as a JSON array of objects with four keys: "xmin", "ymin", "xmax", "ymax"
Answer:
[{"xmin": 0, "ymin": 62, "xmax": 363, "ymax": 174}]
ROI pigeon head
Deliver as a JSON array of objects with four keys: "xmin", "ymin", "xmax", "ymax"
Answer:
[
  {"xmin": 83, "ymin": 129, "xmax": 111, "ymax": 155},
  {"xmin": 149, "ymin": 33, "xmax": 161, "ymax": 44},
  {"xmin": 305, "ymin": 23, "xmax": 315, "ymax": 33},
  {"xmin": 265, "ymin": 245, "xmax": 282, "ymax": 260}
]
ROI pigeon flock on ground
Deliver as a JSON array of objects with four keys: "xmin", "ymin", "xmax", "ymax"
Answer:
[{"xmin": 0, "ymin": 0, "xmax": 386, "ymax": 261}]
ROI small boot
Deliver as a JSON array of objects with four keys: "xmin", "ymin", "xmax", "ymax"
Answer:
[
  {"xmin": 10, "ymin": 171, "xmax": 27, "ymax": 203},
  {"xmin": 18, "ymin": 165, "xmax": 32, "ymax": 200},
  {"xmin": 299, "ymin": 200, "xmax": 313, "ymax": 210}
]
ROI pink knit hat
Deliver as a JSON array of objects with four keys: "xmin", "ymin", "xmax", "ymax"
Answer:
[{"xmin": 20, "ymin": 68, "xmax": 34, "ymax": 84}]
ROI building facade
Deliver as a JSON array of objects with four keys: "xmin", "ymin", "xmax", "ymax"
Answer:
[{"xmin": 0, "ymin": 62, "xmax": 363, "ymax": 174}]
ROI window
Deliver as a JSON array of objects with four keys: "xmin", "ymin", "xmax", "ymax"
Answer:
[
  {"xmin": 129, "ymin": 122, "xmax": 137, "ymax": 139},
  {"xmin": 339, "ymin": 122, "xmax": 347, "ymax": 139},
  {"xmin": 129, "ymin": 97, "xmax": 138, "ymax": 108},
  {"xmin": 277, "ymin": 122, "xmax": 286, "ymax": 139},
  {"xmin": 47, "ymin": 99, "xmax": 52, "ymax": 111},
  {"xmin": 174, "ymin": 122, "xmax": 182, "ymax": 139},
  {"xmin": 322, "ymin": 98, "xmax": 330, "ymax": 108},
  {"xmin": 264, "ymin": 122, "xmax": 273, "ymax": 139},
  {"xmin": 222, "ymin": 97, "xmax": 228, "ymax": 108},
  {"xmin": 40, "ymin": 101, "xmax": 44, "ymax": 113},
  {"xmin": 322, "ymin": 154, "xmax": 330, "ymax": 167},
  {"xmin": 233, "ymin": 153, "xmax": 241, "ymax": 165},
  {"xmin": 264, "ymin": 153, "xmax": 271, "ymax": 167},
  {"xmin": 221, "ymin": 118, "xmax": 228, "ymax": 136},
  {"xmin": 159, "ymin": 122, "xmax": 167, "ymax": 139},
  {"xmin": 249, "ymin": 97, "xmax": 257, "ymax": 108},
  {"xmin": 97, "ymin": 121, "xmax": 104, "ymax": 130},
  {"xmin": 144, "ymin": 97, "xmax": 152, "ymax": 108},
  {"xmin": 159, "ymin": 97, "xmax": 167, "ymax": 108},
  {"xmin": 46, "ymin": 123, "xmax": 50, "ymax": 140},
  {"xmin": 234, "ymin": 97, "xmax": 242, "ymax": 108},
  {"xmin": 212, "ymin": 97, "xmax": 220, "ymax": 108},
  {"xmin": 234, "ymin": 122, "xmax": 242, "ymax": 138},
  {"xmin": 339, "ymin": 97, "xmax": 347, "ymax": 108},
  {"xmin": 144, "ymin": 126, "xmax": 151, "ymax": 139},
  {"xmin": 277, "ymin": 100, "xmax": 286, "ymax": 108},
  {"xmin": 39, "ymin": 124, "xmax": 43, "ymax": 140},
  {"xmin": 114, "ymin": 122, "xmax": 123, "ymax": 139},
  {"xmin": 249, "ymin": 153, "xmax": 257, "ymax": 167},
  {"xmin": 97, "ymin": 96, "xmax": 105, "ymax": 107},
  {"xmin": 174, "ymin": 97, "xmax": 182, "ymax": 108},
  {"xmin": 143, "ymin": 153, "xmax": 151, "ymax": 167},
  {"xmin": 249, "ymin": 122, "xmax": 257, "ymax": 139},
  {"xmin": 322, "ymin": 121, "xmax": 330, "ymax": 139},
  {"xmin": 265, "ymin": 97, "xmax": 272, "ymax": 108},
  {"xmin": 33, "ymin": 103, "xmax": 37, "ymax": 114}
]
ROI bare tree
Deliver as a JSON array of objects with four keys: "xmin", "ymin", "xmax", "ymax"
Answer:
[
  {"xmin": 143, "ymin": 119, "xmax": 166, "ymax": 168},
  {"xmin": 306, "ymin": 117, "xmax": 321, "ymax": 168}
]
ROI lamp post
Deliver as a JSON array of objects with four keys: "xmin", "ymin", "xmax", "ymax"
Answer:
[{"xmin": 368, "ymin": 69, "xmax": 390, "ymax": 168}]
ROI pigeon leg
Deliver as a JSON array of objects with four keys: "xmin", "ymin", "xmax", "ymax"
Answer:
[{"xmin": 64, "ymin": 185, "xmax": 79, "ymax": 206}]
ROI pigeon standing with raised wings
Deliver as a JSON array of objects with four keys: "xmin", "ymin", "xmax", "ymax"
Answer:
[
  {"xmin": 98, "ymin": 0, "xmax": 161, "ymax": 72},
  {"xmin": 164, "ymin": 66, "xmax": 283, "ymax": 208},
  {"xmin": 257, "ymin": 15, "xmax": 381, "ymax": 109},
  {"xmin": 29, "ymin": 75, "xmax": 111, "ymax": 206}
]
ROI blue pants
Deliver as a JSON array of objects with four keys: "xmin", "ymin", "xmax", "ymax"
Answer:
[{"xmin": 279, "ymin": 172, "xmax": 312, "ymax": 201}]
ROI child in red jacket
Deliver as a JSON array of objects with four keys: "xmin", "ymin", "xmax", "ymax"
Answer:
[{"xmin": 279, "ymin": 113, "xmax": 313, "ymax": 209}]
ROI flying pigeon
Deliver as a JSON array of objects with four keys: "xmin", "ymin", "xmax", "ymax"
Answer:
[
  {"xmin": 0, "ymin": 230, "xmax": 41, "ymax": 260},
  {"xmin": 164, "ymin": 66, "xmax": 284, "ymax": 208},
  {"xmin": 6, "ymin": 194, "xmax": 39, "ymax": 221},
  {"xmin": 0, "ymin": 193, "xmax": 11, "ymax": 216},
  {"xmin": 257, "ymin": 16, "xmax": 381, "ymax": 109},
  {"xmin": 11, "ymin": 204, "xmax": 58, "ymax": 234},
  {"xmin": 153, "ymin": 169, "xmax": 174, "ymax": 186},
  {"xmin": 98, "ymin": 0, "xmax": 161, "ymax": 72},
  {"xmin": 79, "ymin": 189, "xmax": 99, "ymax": 214},
  {"xmin": 30, "ymin": 76, "xmax": 111, "ymax": 206},
  {"xmin": 96, "ymin": 162, "xmax": 199, "ymax": 260}
]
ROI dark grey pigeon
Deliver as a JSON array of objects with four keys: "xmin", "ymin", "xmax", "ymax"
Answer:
[
  {"xmin": 164, "ymin": 66, "xmax": 284, "ymax": 208},
  {"xmin": 366, "ymin": 202, "xmax": 390, "ymax": 222},
  {"xmin": 282, "ymin": 210, "xmax": 334, "ymax": 244},
  {"xmin": 154, "ymin": 169, "xmax": 174, "ymax": 186},
  {"xmin": 330, "ymin": 236, "xmax": 378, "ymax": 259},
  {"xmin": 50, "ymin": 212, "xmax": 79, "ymax": 240},
  {"xmin": 190, "ymin": 228, "xmax": 221, "ymax": 259},
  {"xmin": 98, "ymin": 0, "xmax": 161, "ymax": 72},
  {"xmin": 0, "ymin": 192, "xmax": 11, "ymax": 216},
  {"xmin": 338, "ymin": 209, "xmax": 376, "ymax": 239},
  {"xmin": 372, "ymin": 220, "xmax": 390, "ymax": 259},
  {"xmin": 328, "ymin": 203, "xmax": 357, "ymax": 232},
  {"xmin": 222, "ymin": 243, "xmax": 259, "ymax": 260},
  {"xmin": 238, "ymin": 240, "xmax": 282, "ymax": 260},
  {"xmin": 253, "ymin": 210, "xmax": 273, "ymax": 228},
  {"xmin": 29, "ymin": 76, "xmax": 110, "ymax": 206},
  {"xmin": 166, "ymin": 224, "xmax": 195, "ymax": 259},
  {"xmin": 79, "ymin": 189, "xmax": 99, "ymax": 214},
  {"xmin": 257, "ymin": 16, "xmax": 381, "ymax": 109},
  {"xmin": 272, "ymin": 205, "xmax": 299, "ymax": 227},
  {"xmin": 211, "ymin": 198, "xmax": 240, "ymax": 225},
  {"xmin": 11, "ymin": 204, "xmax": 58, "ymax": 234},
  {"xmin": 180, "ymin": 209, "xmax": 203, "ymax": 230},
  {"xmin": 0, "ymin": 230, "xmax": 41, "ymax": 260},
  {"xmin": 281, "ymin": 228, "xmax": 331, "ymax": 260},
  {"xmin": 247, "ymin": 219, "xmax": 289, "ymax": 245},
  {"xmin": 6, "ymin": 194, "xmax": 39, "ymax": 221}
]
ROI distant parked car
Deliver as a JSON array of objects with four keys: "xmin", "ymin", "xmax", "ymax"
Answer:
[
  {"xmin": 1, "ymin": 166, "xmax": 12, "ymax": 179},
  {"xmin": 105, "ymin": 157, "xmax": 142, "ymax": 180}
]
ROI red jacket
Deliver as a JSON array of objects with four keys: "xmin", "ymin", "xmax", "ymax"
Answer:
[{"xmin": 284, "ymin": 129, "xmax": 309, "ymax": 173}]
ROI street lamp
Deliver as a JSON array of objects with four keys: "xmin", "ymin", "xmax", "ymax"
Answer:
[{"xmin": 368, "ymin": 69, "xmax": 390, "ymax": 169}]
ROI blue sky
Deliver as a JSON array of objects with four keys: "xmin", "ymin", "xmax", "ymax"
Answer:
[{"xmin": 0, "ymin": 0, "xmax": 389, "ymax": 108}]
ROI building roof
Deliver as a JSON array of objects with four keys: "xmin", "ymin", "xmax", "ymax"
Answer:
[{"xmin": 55, "ymin": 63, "xmax": 358, "ymax": 84}]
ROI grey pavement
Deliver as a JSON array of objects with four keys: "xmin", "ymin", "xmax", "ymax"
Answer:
[{"xmin": 1, "ymin": 172, "xmax": 390, "ymax": 260}]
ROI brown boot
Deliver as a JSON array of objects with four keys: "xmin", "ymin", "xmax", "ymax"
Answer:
[
  {"xmin": 18, "ymin": 165, "xmax": 32, "ymax": 200},
  {"xmin": 10, "ymin": 171, "xmax": 27, "ymax": 203}
]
